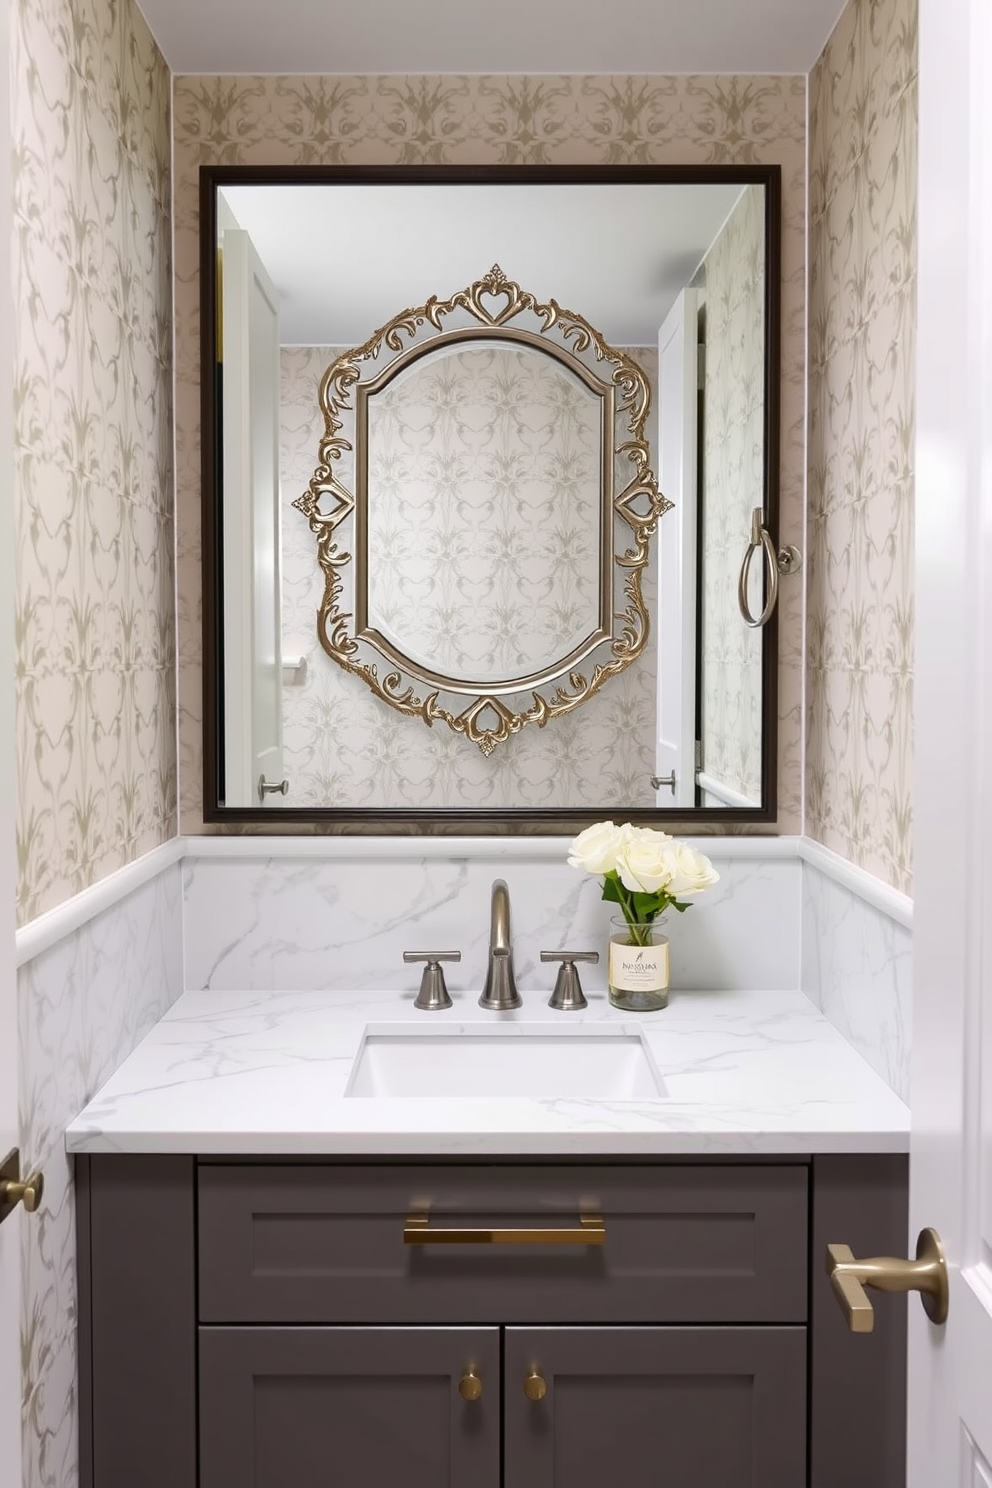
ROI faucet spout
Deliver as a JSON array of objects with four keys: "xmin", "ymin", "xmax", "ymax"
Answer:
[{"xmin": 479, "ymin": 879, "xmax": 522, "ymax": 1010}]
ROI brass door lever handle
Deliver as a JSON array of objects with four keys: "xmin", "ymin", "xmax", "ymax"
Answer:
[
  {"xmin": 826, "ymin": 1226, "xmax": 949, "ymax": 1332},
  {"xmin": 0, "ymin": 1149, "xmax": 44, "ymax": 1226}
]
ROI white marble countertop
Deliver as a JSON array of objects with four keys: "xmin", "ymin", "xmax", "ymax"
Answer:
[{"xmin": 66, "ymin": 986, "xmax": 910, "ymax": 1155}]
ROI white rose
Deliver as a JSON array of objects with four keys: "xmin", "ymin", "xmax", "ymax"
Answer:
[
  {"xmin": 625, "ymin": 825, "xmax": 673, "ymax": 849},
  {"xmin": 615, "ymin": 833, "xmax": 676, "ymax": 895},
  {"xmin": 567, "ymin": 820, "xmax": 627, "ymax": 875},
  {"xmin": 658, "ymin": 841, "xmax": 720, "ymax": 897}
]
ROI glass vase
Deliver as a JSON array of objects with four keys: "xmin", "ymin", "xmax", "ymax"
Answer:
[{"xmin": 608, "ymin": 916, "xmax": 669, "ymax": 1011}]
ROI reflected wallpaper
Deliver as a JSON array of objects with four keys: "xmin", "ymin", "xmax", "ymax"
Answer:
[{"xmin": 280, "ymin": 343, "xmax": 657, "ymax": 808}]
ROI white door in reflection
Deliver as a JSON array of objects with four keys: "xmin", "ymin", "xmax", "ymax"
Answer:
[
  {"xmin": 221, "ymin": 226, "xmax": 285, "ymax": 806},
  {"xmin": 656, "ymin": 289, "xmax": 699, "ymax": 810}
]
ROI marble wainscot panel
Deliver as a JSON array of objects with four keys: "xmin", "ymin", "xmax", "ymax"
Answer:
[
  {"xmin": 182, "ymin": 838, "xmax": 801, "ymax": 996},
  {"xmin": 800, "ymin": 843, "xmax": 912, "ymax": 1101},
  {"xmin": 17, "ymin": 848, "xmax": 184, "ymax": 1488}
]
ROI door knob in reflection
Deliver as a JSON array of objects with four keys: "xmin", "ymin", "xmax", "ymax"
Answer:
[
  {"xmin": 826, "ymin": 1227, "xmax": 949, "ymax": 1332},
  {"xmin": 458, "ymin": 1369, "xmax": 482, "ymax": 1402},
  {"xmin": 524, "ymin": 1368, "xmax": 547, "ymax": 1401}
]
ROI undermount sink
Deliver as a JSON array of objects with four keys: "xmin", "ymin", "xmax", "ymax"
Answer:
[{"xmin": 345, "ymin": 1026, "xmax": 666, "ymax": 1100}]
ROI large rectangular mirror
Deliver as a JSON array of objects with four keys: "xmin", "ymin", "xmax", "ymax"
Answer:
[{"xmin": 200, "ymin": 165, "xmax": 781, "ymax": 828}]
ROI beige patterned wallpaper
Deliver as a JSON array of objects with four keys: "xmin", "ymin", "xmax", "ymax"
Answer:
[
  {"xmin": 173, "ymin": 74, "xmax": 807, "ymax": 833},
  {"xmin": 699, "ymin": 184, "xmax": 765, "ymax": 805},
  {"xmin": 807, "ymin": 0, "xmax": 918, "ymax": 893},
  {"xmin": 280, "ymin": 342, "xmax": 658, "ymax": 809},
  {"xmin": 12, "ymin": 0, "xmax": 176, "ymax": 925}
]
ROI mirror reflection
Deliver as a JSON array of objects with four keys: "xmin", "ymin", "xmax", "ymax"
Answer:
[
  {"xmin": 364, "ymin": 338, "xmax": 608, "ymax": 686},
  {"xmin": 212, "ymin": 176, "xmax": 775, "ymax": 817}
]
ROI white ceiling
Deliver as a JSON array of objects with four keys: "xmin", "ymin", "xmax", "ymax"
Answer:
[
  {"xmin": 137, "ymin": 0, "xmax": 845, "ymax": 76},
  {"xmin": 220, "ymin": 182, "xmax": 747, "ymax": 346}
]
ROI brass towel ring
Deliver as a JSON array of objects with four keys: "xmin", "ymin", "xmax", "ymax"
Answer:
[{"xmin": 737, "ymin": 507, "xmax": 803, "ymax": 628}]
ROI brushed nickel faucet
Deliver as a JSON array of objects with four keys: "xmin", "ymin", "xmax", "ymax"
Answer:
[{"xmin": 478, "ymin": 878, "xmax": 522, "ymax": 1010}]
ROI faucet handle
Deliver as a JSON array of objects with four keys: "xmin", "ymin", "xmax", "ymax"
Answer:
[
  {"xmin": 404, "ymin": 952, "xmax": 460, "ymax": 1011},
  {"xmin": 541, "ymin": 951, "xmax": 599, "ymax": 1011}
]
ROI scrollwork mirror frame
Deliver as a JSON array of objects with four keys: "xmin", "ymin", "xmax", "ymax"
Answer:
[
  {"xmin": 200, "ymin": 163, "xmax": 782, "ymax": 829},
  {"xmin": 292, "ymin": 264, "xmax": 669, "ymax": 757}
]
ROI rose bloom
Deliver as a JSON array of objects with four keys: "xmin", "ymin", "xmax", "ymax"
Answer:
[
  {"xmin": 615, "ymin": 833, "xmax": 677, "ymax": 895},
  {"xmin": 567, "ymin": 820, "xmax": 628, "ymax": 875},
  {"xmin": 658, "ymin": 841, "xmax": 720, "ymax": 897}
]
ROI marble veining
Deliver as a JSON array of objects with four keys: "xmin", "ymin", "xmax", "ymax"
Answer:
[
  {"xmin": 66, "ymin": 985, "xmax": 908, "ymax": 1155},
  {"xmin": 182, "ymin": 850, "xmax": 802, "ymax": 995},
  {"xmin": 801, "ymin": 860, "xmax": 911, "ymax": 1101}
]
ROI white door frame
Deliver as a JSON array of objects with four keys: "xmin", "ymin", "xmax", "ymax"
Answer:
[
  {"xmin": 0, "ymin": 0, "xmax": 24, "ymax": 1479},
  {"xmin": 655, "ymin": 290, "xmax": 699, "ymax": 809},
  {"xmin": 909, "ymin": 0, "xmax": 992, "ymax": 1478}
]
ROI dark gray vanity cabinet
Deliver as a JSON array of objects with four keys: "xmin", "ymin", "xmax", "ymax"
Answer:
[{"xmin": 75, "ymin": 1154, "xmax": 908, "ymax": 1488}]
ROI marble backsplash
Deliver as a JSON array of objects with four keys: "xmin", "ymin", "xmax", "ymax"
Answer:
[{"xmin": 183, "ymin": 842, "xmax": 802, "ymax": 996}]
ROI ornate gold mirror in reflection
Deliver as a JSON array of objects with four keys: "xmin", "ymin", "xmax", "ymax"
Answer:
[{"xmin": 293, "ymin": 266, "xmax": 670, "ymax": 754}]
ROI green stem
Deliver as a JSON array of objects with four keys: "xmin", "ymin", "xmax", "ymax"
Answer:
[{"xmin": 619, "ymin": 883, "xmax": 655, "ymax": 946}]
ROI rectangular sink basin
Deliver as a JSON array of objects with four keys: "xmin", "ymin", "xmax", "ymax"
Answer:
[{"xmin": 345, "ymin": 1026, "xmax": 665, "ymax": 1099}]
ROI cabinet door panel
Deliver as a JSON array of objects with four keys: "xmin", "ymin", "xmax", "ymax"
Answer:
[
  {"xmin": 200, "ymin": 1327, "xmax": 499, "ymax": 1488},
  {"xmin": 505, "ymin": 1326, "xmax": 806, "ymax": 1488}
]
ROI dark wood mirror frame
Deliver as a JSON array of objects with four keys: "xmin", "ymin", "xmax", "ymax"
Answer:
[{"xmin": 200, "ymin": 162, "xmax": 782, "ymax": 830}]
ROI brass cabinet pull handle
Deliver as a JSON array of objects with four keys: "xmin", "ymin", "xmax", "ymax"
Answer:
[
  {"xmin": 404, "ymin": 1212, "xmax": 606, "ymax": 1245},
  {"xmin": 458, "ymin": 1369, "xmax": 482, "ymax": 1402},
  {"xmin": 0, "ymin": 1149, "xmax": 44, "ymax": 1225},
  {"xmin": 524, "ymin": 1369, "xmax": 547, "ymax": 1402},
  {"xmin": 826, "ymin": 1226, "xmax": 949, "ymax": 1332}
]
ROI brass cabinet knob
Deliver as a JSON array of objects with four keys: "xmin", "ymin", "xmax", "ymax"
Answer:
[
  {"xmin": 523, "ymin": 1368, "xmax": 547, "ymax": 1402},
  {"xmin": 826, "ymin": 1226, "xmax": 949, "ymax": 1332},
  {"xmin": 458, "ymin": 1369, "xmax": 482, "ymax": 1402},
  {"xmin": 0, "ymin": 1150, "xmax": 44, "ymax": 1225}
]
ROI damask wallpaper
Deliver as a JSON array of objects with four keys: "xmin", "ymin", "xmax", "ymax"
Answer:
[
  {"xmin": 699, "ymin": 184, "xmax": 765, "ymax": 805},
  {"xmin": 173, "ymin": 73, "xmax": 807, "ymax": 833},
  {"xmin": 807, "ymin": 0, "xmax": 918, "ymax": 894},
  {"xmin": 12, "ymin": 0, "xmax": 176, "ymax": 924},
  {"xmin": 280, "ymin": 342, "xmax": 657, "ymax": 809}
]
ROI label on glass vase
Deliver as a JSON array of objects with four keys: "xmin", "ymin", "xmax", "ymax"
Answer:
[{"xmin": 609, "ymin": 937, "xmax": 669, "ymax": 992}]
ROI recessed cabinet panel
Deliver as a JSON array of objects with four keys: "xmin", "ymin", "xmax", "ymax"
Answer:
[
  {"xmin": 199, "ymin": 1327, "xmax": 500, "ymax": 1488},
  {"xmin": 198, "ymin": 1163, "xmax": 808, "ymax": 1324},
  {"xmin": 504, "ymin": 1326, "xmax": 807, "ymax": 1488}
]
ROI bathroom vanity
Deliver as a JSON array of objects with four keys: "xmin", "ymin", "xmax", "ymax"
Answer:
[{"xmin": 69, "ymin": 988, "xmax": 910, "ymax": 1488}]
